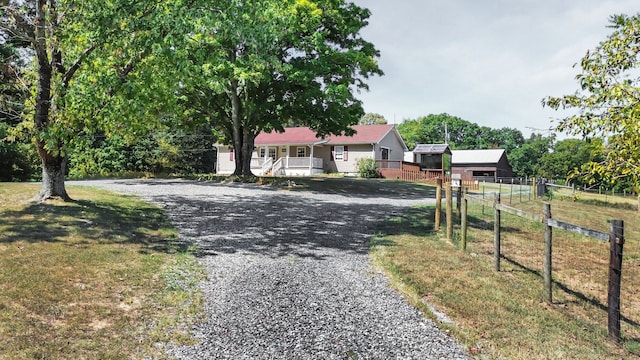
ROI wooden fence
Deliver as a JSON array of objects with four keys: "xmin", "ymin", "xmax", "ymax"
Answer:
[
  {"xmin": 376, "ymin": 160, "xmax": 478, "ymax": 189},
  {"xmin": 454, "ymin": 189, "xmax": 626, "ymax": 343}
]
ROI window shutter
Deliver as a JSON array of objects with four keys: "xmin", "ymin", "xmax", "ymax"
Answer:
[
  {"xmin": 344, "ymin": 146, "xmax": 348, "ymax": 161},
  {"xmin": 330, "ymin": 146, "xmax": 334, "ymax": 161},
  {"xmin": 229, "ymin": 148, "xmax": 234, "ymax": 161}
]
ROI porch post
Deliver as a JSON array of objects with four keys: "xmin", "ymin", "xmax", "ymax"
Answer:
[{"xmin": 310, "ymin": 144, "xmax": 314, "ymax": 171}]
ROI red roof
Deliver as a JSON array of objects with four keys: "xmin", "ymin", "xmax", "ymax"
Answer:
[{"xmin": 254, "ymin": 124, "xmax": 396, "ymax": 146}]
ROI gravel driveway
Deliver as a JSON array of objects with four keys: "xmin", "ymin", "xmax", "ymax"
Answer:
[{"xmin": 71, "ymin": 178, "xmax": 469, "ymax": 359}]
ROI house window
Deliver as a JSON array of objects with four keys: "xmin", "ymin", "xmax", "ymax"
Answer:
[
  {"xmin": 259, "ymin": 148, "xmax": 266, "ymax": 158},
  {"xmin": 381, "ymin": 147, "xmax": 390, "ymax": 160},
  {"xmin": 297, "ymin": 147, "xmax": 307, "ymax": 157},
  {"xmin": 268, "ymin": 148, "xmax": 276, "ymax": 159},
  {"xmin": 334, "ymin": 146, "xmax": 344, "ymax": 160}
]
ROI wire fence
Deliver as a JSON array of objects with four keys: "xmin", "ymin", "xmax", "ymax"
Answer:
[{"xmin": 438, "ymin": 182, "xmax": 640, "ymax": 344}]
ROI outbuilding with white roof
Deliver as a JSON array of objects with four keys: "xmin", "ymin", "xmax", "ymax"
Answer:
[{"xmin": 450, "ymin": 149, "xmax": 513, "ymax": 182}]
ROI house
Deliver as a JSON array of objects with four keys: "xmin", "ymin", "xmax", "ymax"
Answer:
[
  {"xmin": 215, "ymin": 124, "xmax": 408, "ymax": 176},
  {"xmin": 450, "ymin": 149, "xmax": 513, "ymax": 182}
]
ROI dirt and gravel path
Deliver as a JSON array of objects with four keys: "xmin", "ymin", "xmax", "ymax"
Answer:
[{"xmin": 70, "ymin": 178, "xmax": 469, "ymax": 359}]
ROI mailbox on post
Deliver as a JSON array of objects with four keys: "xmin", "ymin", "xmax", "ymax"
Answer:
[{"xmin": 451, "ymin": 174, "xmax": 461, "ymax": 188}]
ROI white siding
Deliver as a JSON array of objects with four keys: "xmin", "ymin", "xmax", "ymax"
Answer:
[
  {"xmin": 327, "ymin": 144, "xmax": 372, "ymax": 175},
  {"xmin": 377, "ymin": 131, "xmax": 406, "ymax": 161},
  {"xmin": 216, "ymin": 146, "xmax": 235, "ymax": 174},
  {"xmin": 216, "ymin": 146, "xmax": 260, "ymax": 174}
]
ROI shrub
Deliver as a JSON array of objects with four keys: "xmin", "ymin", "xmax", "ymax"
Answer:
[{"xmin": 356, "ymin": 158, "xmax": 379, "ymax": 178}]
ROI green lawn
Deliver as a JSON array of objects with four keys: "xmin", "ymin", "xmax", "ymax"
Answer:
[
  {"xmin": 0, "ymin": 183, "xmax": 203, "ymax": 359},
  {"xmin": 371, "ymin": 188, "xmax": 640, "ymax": 359}
]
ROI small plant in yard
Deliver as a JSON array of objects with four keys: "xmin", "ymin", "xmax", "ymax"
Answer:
[{"xmin": 356, "ymin": 157, "xmax": 380, "ymax": 178}]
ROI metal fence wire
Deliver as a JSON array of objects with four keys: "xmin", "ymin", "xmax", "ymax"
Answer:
[{"xmin": 449, "ymin": 182, "xmax": 639, "ymax": 343}]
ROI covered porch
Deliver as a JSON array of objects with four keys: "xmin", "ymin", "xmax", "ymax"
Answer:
[
  {"xmin": 251, "ymin": 156, "xmax": 324, "ymax": 176},
  {"xmin": 251, "ymin": 141, "xmax": 327, "ymax": 176}
]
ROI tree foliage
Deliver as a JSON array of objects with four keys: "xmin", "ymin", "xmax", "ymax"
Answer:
[
  {"xmin": 0, "ymin": 0, "xmax": 187, "ymax": 199},
  {"xmin": 396, "ymin": 113, "xmax": 524, "ymax": 152},
  {"xmin": 68, "ymin": 119, "xmax": 217, "ymax": 178},
  {"xmin": 536, "ymin": 138, "xmax": 604, "ymax": 184},
  {"xmin": 0, "ymin": 39, "xmax": 25, "ymax": 126},
  {"xmin": 544, "ymin": 14, "xmax": 640, "ymax": 187},
  {"xmin": 359, "ymin": 113, "xmax": 387, "ymax": 125},
  {"xmin": 0, "ymin": 35, "xmax": 36, "ymax": 180},
  {"xmin": 507, "ymin": 133, "xmax": 554, "ymax": 178},
  {"xmin": 178, "ymin": 0, "xmax": 382, "ymax": 176}
]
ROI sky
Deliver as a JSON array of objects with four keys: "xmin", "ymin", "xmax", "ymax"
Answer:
[{"xmin": 350, "ymin": 0, "xmax": 639, "ymax": 138}]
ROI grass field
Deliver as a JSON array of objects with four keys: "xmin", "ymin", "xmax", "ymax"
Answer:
[
  {"xmin": 371, "ymin": 182, "xmax": 640, "ymax": 359},
  {"xmin": 3, "ymin": 177, "xmax": 639, "ymax": 359},
  {"xmin": 0, "ymin": 183, "xmax": 204, "ymax": 359}
]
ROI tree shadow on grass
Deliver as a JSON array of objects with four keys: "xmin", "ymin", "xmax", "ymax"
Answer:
[
  {"xmin": 374, "ymin": 206, "xmax": 437, "ymax": 239},
  {"xmin": 0, "ymin": 199, "xmax": 188, "ymax": 254}
]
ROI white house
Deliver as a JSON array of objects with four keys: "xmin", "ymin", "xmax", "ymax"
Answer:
[{"xmin": 216, "ymin": 124, "xmax": 408, "ymax": 176}]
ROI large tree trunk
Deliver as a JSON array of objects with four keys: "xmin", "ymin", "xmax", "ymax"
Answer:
[
  {"xmin": 35, "ymin": 142, "xmax": 70, "ymax": 201},
  {"xmin": 240, "ymin": 129, "xmax": 255, "ymax": 176},
  {"xmin": 228, "ymin": 78, "xmax": 255, "ymax": 177},
  {"xmin": 230, "ymin": 128, "xmax": 256, "ymax": 177},
  {"xmin": 32, "ymin": 10, "xmax": 70, "ymax": 202}
]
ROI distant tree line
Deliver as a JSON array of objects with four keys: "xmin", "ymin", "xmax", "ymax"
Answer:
[{"xmin": 396, "ymin": 113, "xmax": 612, "ymax": 190}]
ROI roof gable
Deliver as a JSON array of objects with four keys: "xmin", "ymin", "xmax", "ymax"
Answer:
[
  {"xmin": 254, "ymin": 124, "xmax": 401, "ymax": 146},
  {"xmin": 413, "ymin": 144, "xmax": 451, "ymax": 154},
  {"xmin": 451, "ymin": 149, "xmax": 506, "ymax": 164}
]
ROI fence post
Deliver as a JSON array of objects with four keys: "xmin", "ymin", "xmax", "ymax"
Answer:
[
  {"xmin": 456, "ymin": 185, "xmax": 462, "ymax": 218},
  {"xmin": 608, "ymin": 219, "xmax": 624, "ymax": 344},
  {"xmin": 532, "ymin": 177, "xmax": 536, "ymax": 200},
  {"xmin": 530, "ymin": 177, "xmax": 534, "ymax": 201},
  {"xmin": 543, "ymin": 203, "xmax": 553, "ymax": 304},
  {"xmin": 519, "ymin": 181, "xmax": 522, "ymax": 203},
  {"xmin": 494, "ymin": 193, "xmax": 501, "ymax": 271},
  {"xmin": 446, "ymin": 182, "xmax": 453, "ymax": 243},
  {"xmin": 482, "ymin": 186, "xmax": 485, "ymax": 216},
  {"xmin": 435, "ymin": 179, "xmax": 442, "ymax": 231},
  {"xmin": 461, "ymin": 188, "xmax": 468, "ymax": 251},
  {"xmin": 510, "ymin": 178, "xmax": 513, "ymax": 204}
]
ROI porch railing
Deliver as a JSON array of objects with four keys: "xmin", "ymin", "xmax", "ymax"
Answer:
[
  {"xmin": 272, "ymin": 157, "xmax": 286, "ymax": 176},
  {"xmin": 261, "ymin": 157, "xmax": 273, "ymax": 175},
  {"xmin": 250, "ymin": 156, "xmax": 324, "ymax": 175},
  {"xmin": 250, "ymin": 158, "xmax": 266, "ymax": 168},
  {"xmin": 286, "ymin": 157, "xmax": 323, "ymax": 169}
]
